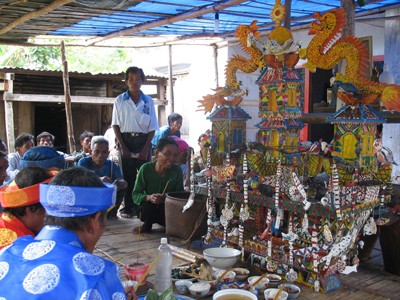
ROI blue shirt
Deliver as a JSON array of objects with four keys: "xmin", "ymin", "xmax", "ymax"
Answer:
[
  {"xmin": 0, "ymin": 225, "xmax": 125, "ymax": 299},
  {"xmin": 151, "ymin": 125, "xmax": 181, "ymax": 148},
  {"xmin": 78, "ymin": 157, "xmax": 122, "ymax": 181}
]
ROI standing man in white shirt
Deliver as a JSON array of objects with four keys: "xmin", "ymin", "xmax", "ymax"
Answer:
[{"xmin": 112, "ymin": 67, "xmax": 158, "ymax": 218}]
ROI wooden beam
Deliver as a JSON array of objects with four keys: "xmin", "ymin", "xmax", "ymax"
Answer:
[
  {"xmin": 3, "ymin": 93, "xmax": 167, "ymax": 106},
  {"xmin": 301, "ymin": 112, "xmax": 400, "ymax": 124},
  {"xmin": 86, "ymin": 0, "xmax": 250, "ymax": 45},
  {"xmin": 0, "ymin": 0, "xmax": 74, "ymax": 35}
]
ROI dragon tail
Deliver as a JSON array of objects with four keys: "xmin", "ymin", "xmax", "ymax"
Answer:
[{"xmin": 381, "ymin": 85, "xmax": 400, "ymax": 112}]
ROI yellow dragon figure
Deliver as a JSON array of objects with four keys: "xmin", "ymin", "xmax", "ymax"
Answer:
[
  {"xmin": 300, "ymin": 8, "xmax": 400, "ymax": 112},
  {"xmin": 197, "ymin": 20, "xmax": 264, "ymax": 113}
]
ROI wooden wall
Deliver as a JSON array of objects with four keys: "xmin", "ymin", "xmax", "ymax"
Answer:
[{"xmin": 0, "ymin": 69, "xmax": 167, "ymax": 153}]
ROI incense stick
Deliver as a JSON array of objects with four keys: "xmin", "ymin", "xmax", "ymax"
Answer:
[
  {"xmin": 95, "ymin": 247, "xmax": 125, "ymax": 266},
  {"xmin": 273, "ymin": 284, "xmax": 285, "ymax": 300},
  {"xmin": 162, "ymin": 180, "xmax": 170, "ymax": 195},
  {"xmin": 134, "ymin": 254, "xmax": 160, "ymax": 291},
  {"xmin": 251, "ymin": 272, "xmax": 268, "ymax": 287},
  {"xmin": 217, "ymin": 268, "xmax": 232, "ymax": 282}
]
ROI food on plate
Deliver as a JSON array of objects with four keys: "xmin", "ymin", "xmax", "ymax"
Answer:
[
  {"xmin": 171, "ymin": 266, "xmax": 197, "ymax": 280},
  {"xmin": 182, "ymin": 263, "xmax": 213, "ymax": 281}
]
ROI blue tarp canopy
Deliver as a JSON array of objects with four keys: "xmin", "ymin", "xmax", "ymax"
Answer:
[{"xmin": 0, "ymin": 0, "xmax": 398, "ymax": 45}]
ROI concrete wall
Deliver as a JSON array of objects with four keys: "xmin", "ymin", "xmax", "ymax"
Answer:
[{"xmin": 382, "ymin": 8, "xmax": 400, "ymax": 181}]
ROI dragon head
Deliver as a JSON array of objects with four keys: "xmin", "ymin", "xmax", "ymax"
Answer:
[
  {"xmin": 236, "ymin": 20, "xmax": 260, "ymax": 40},
  {"xmin": 309, "ymin": 8, "xmax": 345, "ymax": 54}
]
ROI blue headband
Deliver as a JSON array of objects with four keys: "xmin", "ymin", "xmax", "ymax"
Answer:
[{"xmin": 40, "ymin": 182, "xmax": 116, "ymax": 217}]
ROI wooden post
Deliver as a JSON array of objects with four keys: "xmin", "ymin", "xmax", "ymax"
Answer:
[
  {"xmin": 284, "ymin": 0, "xmax": 292, "ymax": 30},
  {"xmin": 341, "ymin": 0, "xmax": 356, "ymax": 36},
  {"xmin": 168, "ymin": 44, "xmax": 174, "ymax": 114},
  {"xmin": 60, "ymin": 41, "xmax": 76, "ymax": 153},
  {"xmin": 213, "ymin": 44, "xmax": 219, "ymax": 88},
  {"xmin": 3, "ymin": 73, "xmax": 15, "ymax": 151},
  {"xmin": 336, "ymin": 0, "xmax": 356, "ymax": 110}
]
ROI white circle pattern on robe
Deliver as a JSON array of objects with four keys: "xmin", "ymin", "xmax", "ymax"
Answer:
[
  {"xmin": 80, "ymin": 289, "xmax": 102, "ymax": 300},
  {"xmin": 46, "ymin": 186, "xmax": 75, "ymax": 206},
  {"xmin": 73, "ymin": 252, "xmax": 105, "ymax": 276},
  {"xmin": 112, "ymin": 292, "xmax": 125, "ymax": 300},
  {"xmin": 23, "ymin": 264, "xmax": 60, "ymax": 294},
  {"xmin": 0, "ymin": 262, "xmax": 9, "ymax": 280},
  {"xmin": 0, "ymin": 244, "xmax": 11, "ymax": 255},
  {"xmin": 69, "ymin": 240, "xmax": 82, "ymax": 248},
  {"xmin": 46, "ymin": 225, "xmax": 62, "ymax": 230},
  {"xmin": 22, "ymin": 240, "xmax": 56, "ymax": 260}
]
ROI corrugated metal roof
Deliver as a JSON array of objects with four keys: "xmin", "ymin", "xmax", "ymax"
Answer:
[
  {"xmin": 0, "ymin": 67, "xmax": 167, "ymax": 79},
  {"xmin": 0, "ymin": 0, "xmax": 399, "ymax": 46}
]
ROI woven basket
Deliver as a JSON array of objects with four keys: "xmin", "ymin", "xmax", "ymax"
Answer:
[{"xmin": 165, "ymin": 192, "xmax": 207, "ymax": 242}]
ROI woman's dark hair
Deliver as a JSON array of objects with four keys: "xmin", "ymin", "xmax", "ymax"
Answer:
[
  {"xmin": 14, "ymin": 133, "xmax": 34, "ymax": 149},
  {"xmin": 79, "ymin": 130, "xmax": 94, "ymax": 142},
  {"xmin": 45, "ymin": 167, "xmax": 107, "ymax": 230},
  {"xmin": 125, "ymin": 66, "xmax": 145, "ymax": 82},
  {"xmin": 197, "ymin": 134, "xmax": 206, "ymax": 143},
  {"xmin": 167, "ymin": 113, "xmax": 183, "ymax": 126},
  {"xmin": 0, "ymin": 139, "xmax": 7, "ymax": 153},
  {"xmin": 156, "ymin": 137, "xmax": 179, "ymax": 152},
  {"xmin": 5, "ymin": 166, "xmax": 52, "ymax": 217}
]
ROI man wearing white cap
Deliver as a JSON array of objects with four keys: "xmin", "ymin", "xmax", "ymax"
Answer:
[{"xmin": 0, "ymin": 167, "xmax": 137, "ymax": 300}]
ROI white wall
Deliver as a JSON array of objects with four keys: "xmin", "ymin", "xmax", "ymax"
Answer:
[{"xmin": 382, "ymin": 8, "xmax": 400, "ymax": 181}]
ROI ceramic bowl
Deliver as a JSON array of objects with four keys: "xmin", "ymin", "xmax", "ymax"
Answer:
[
  {"xmin": 189, "ymin": 282, "xmax": 211, "ymax": 297},
  {"xmin": 215, "ymin": 270, "xmax": 236, "ymax": 283},
  {"xmin": 264, "ymin": 288, "xmax": 289, "ymax": 300},
  {"xmin": 124, "ymin": 263, "xmax": 149, "ymax": 284},
  {"xmin": 248, "ymin": 275, "xmax": 269, "ymax": 290},
  {"xmin": 213, "ymin": 289, "xmax": 257, "ymax": 300},
  {"xmin": 198, "ymin": 274, "xmax": 218, "ymax": 288},
  {"xmin": 266, "ymin": 274, "xmax": 282, "ymax": 287},
  {"xmin": 232, "ymin": 267, "xmax": 250, "ymax": 281},
  {"xmin": 217, "ymin": 281, "xmax": 258, "ymax": 297},
  {"xmin": 175, "ymin": 280, "xmax": 193, "ymax": 294},
  {"xmin": 278, "ymin": 283, "xmax": 301, "ymax": 299},
  {"xmin": 203, "ymin": 247, "xmax": 241, "ymax": 270}
]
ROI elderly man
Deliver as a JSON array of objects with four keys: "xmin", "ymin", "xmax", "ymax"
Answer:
[
  {"xmin": 78, "ymin": 136, "xmax": 127, "ymax": 219},
  {"xmin": 0, "ymin": 167, "xmax": 136, "ymax": 300},
  {"xmin": 36, "ymin": 131, "xmax": 55, "ymax": 147}
]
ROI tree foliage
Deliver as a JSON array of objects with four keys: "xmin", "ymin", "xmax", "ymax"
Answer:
[{"xmin": 0, "ymin": 42, "xmax": 133, "ymax": 74}]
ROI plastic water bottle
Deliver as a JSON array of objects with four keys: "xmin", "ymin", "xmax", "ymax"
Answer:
[{"xmin": 154, "ymin": 237, "xmax": 172, "ymax": 294}]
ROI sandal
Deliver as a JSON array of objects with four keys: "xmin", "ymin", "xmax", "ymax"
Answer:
[
  {"xmin": 120, "ymin": 212, "xmax": 134, "ymax": 218},
  {"xmin": 119, "ymin": 208, "xmax": 134, "ymax": 218}
]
